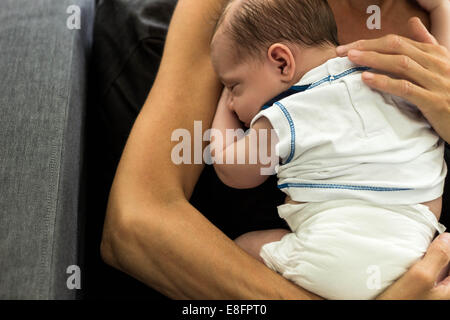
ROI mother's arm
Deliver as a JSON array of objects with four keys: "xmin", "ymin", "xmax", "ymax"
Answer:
[
  {"xmin": 99, "ymin": 0, "xmax": 320, "ymax": 299},
  {"xmin": 378, "ymin": 233, "xmax": 450, "ymax": 299}
]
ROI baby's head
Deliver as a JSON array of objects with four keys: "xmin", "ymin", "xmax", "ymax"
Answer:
[{"xmin": 210, "ymin": 0, "xmax": 339, "ymax": 126}]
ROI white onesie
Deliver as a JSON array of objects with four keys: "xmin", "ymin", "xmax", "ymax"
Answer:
[{"xmin": 249, "ymin": 57, "xmax": 447, "ymax": 300}]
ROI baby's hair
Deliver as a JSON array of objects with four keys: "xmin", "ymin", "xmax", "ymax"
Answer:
[{"xmin": 212, "ymin": 0, "xmax": 339, "ymax": 62}]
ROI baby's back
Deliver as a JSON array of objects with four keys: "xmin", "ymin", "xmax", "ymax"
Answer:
[
  {"xmin": 251, "ymin": 57, "xmax": 447, "ymax": 206},
  {"xmin": 250, "ymin": 57, "xmax": 448, "ymax": 299}
]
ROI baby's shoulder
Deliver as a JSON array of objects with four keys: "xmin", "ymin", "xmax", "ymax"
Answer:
[{"xmin": 251, "ymin": 115, "xmax": 274, "ymax": 130}]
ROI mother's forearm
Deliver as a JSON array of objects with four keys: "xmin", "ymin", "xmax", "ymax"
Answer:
[{"xmin": 102, "ymin": 190, "xmax": 320, "ymax": 299}]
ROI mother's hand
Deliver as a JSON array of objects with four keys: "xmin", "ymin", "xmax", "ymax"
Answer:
[
  {"xmin": 377, "ymin": 233, "xmax": 450, "ymax": 299},
  {"xmin": 336, "ymin": 17, "xmax": 450, "ymax": 144}
]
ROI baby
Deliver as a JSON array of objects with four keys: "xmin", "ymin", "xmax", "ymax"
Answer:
[{"xmin": 209, "ymin": 0, "xmax": 449, "ymax": 299}]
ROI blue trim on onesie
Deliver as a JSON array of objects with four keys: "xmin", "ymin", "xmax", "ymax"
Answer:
[
  {"xmin": 278, "ymin": 183, "xmax": 413, "ymax": 192},
  {"xmin": 262, "ymin": 85, "xmax": 310, "ymax": 110},
  {"xmin": 306, "ymin": 66, "xmax": 370, "ymax": 90},
  {"xmin": 261, "ymin": 66, "xmax": 370, "ymax": 110},
  {"xmin": 274, "ymin": 102, "xmax": 295, "ymax": 164}
]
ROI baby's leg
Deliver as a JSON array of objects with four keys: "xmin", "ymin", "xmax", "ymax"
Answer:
[{"xmin": 234, "ymin": 229, "xmax": 290, "ymax": 263}]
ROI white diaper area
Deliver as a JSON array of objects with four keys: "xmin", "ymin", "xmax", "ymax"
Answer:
[{"xmin": 259, "ymin": 199, "xmax": 446, "ymax": 300}]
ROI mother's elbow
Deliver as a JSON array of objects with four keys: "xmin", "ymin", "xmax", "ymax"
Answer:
[
  {"xmin": 100, "ymin": 194, "xmax": 142, "ymax": 271},
  {"xmin": 100, "ymin": 229, "xmax": 117, "ymax": 269},
  {"xmin": 100, "ymin": 203, "xmax": 128, "ymax": 270}
]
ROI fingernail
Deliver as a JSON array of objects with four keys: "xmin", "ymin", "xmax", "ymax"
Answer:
[
  {"xmin": 348, "ymin": 49, "xmax": 361, "ymax": 58},
  {"xmin": 362, "ymin": 72, "xmax": 374, "ymax": 81}
]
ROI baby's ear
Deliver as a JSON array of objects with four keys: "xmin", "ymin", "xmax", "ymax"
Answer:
[{"xmin": 267, "ymin": 43, "xmax": 296, "ymax": 80}]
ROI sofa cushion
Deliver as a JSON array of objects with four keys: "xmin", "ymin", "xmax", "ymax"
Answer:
[{"xmin": 0, "ymin": 0, "xmax": 95, "ymax": 299}]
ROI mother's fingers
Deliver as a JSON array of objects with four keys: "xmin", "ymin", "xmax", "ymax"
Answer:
[
  {"xmin": 337, "ymin": 34, "xmax": 434, "ymax": 56},
  {"xmin": 337, "ymin": 35, "xmax": 448, "ymax": 77},
  {"xmin": 377, "ymin": 233, "xmax": 450, "ymax": 299},
  {"xmin": 361, "ymin": 71, "xmax": 434, "ymax": 111},
  {"xmin": 407, "ymin": 17, "xmax": 439, "ymax": 45},
  {"xmin": 348, "ymin": 49, "xmax": 438, "ymax": 90},
  {"xmin": 411, "ymin": 233, "xmax": 450, "ymax": 288},
  {"xmin": 336, "ymin": 34, "xmax": 449, "ymax": 72}
]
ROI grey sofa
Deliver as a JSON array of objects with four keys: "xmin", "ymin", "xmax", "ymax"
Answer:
[
  {"xmin": 0, "ymin": 0, "xmax": 177, "ymax": 300},
  {"xmin": 0, "ymin": 0, "xmax": 95, "ymax": 299}
]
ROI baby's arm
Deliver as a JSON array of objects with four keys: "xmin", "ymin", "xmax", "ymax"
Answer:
[
  {"xmin": 210, "ymin": 89, "xmax": 279, "ymax": 189},
  {"xmin": 417, "ymin": 0, "xmax": 450, "ymax": 48}
]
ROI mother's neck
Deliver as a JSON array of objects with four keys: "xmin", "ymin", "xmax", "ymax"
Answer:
[
  {"xmin": 346, "ymin": 0, "xmax": 390, "ymax": 13},
  {"xmin": 327, "ymin": 0, "xmax": 430, "ymax": 45}
]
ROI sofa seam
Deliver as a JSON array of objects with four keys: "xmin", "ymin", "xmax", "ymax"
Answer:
[{"xmin": 39, "ymin": 9, "xmax": 78, "ymax": 299}]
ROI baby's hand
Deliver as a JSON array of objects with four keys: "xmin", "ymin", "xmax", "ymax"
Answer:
[
  {"xmin": 217, "ymin": 87, "xmax": 232, "ymax": 112},
  {"xmin": 416, "ymin": 0, "xmax": 448, "ymax": 12}
]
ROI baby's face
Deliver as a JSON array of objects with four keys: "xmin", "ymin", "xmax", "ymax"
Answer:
[{"xmin": 211, "ymin": 34, "xmax": 286, "ymax": 127}]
